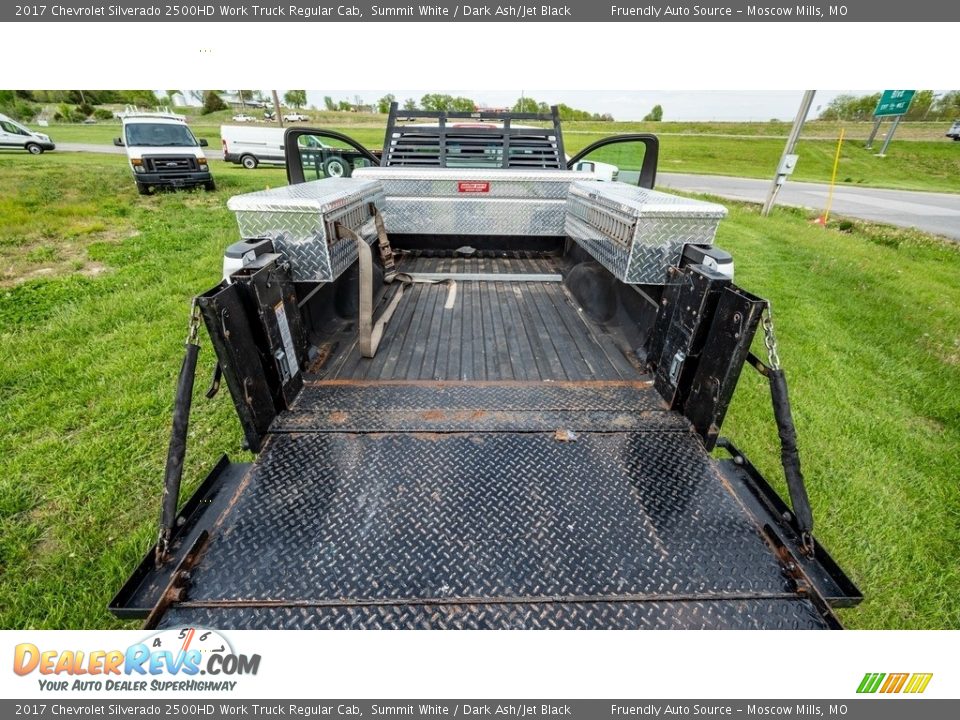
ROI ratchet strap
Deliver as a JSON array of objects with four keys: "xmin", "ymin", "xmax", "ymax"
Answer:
[{"xmin": 337, "ymin": 214, "xmax": 454, "ymax": 358}]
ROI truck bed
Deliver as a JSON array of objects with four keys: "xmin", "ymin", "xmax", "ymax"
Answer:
[
  {"xmin": 116, "ymin": 254, "xmax": 855, "ymax": 629},
  {"xmin": 319, "ymin": 254, "xmax": 640, "ymax": 381}
]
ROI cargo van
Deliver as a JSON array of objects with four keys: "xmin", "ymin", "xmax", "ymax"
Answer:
[
  {"xmin": 221, "ymin": 124, "xmax": 362, "ymax": 177},
  {"xmin": 0, "ymin": 113, "xmax": 55, "ymax": 154},
  {"xmin": 221, "ymin": 124, "xmax": 285, "ymax": 169},
  {"xmin": 114, "ymin": 107, "xmax": 214, "ymax": 195}
]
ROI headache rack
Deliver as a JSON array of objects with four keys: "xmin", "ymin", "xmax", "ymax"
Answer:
[{"xmin": 381, "ymin": 102, "xmax": 566, "ymax": 169}]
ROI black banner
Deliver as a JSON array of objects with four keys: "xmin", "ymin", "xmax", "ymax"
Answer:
[
  {"xmin": 4, "ymin": 699, "xmax": 959, "ymax": 719},
  {"xmin": 5, "ymin": 0, "xmax": 959, "ymax": 23}
]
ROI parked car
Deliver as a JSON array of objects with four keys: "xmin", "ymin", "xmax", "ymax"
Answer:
[
  {"xmin": 114, "ymin": 108, "xmax": 214, "ymax": 195},
  {"xmin": 232, "ymin": 114, "xmax": 257, "ymax": 123},
  {"xmin": 282, "ymin": 112, "xmax": 310, "ymax": 122},
  {"xmin": 221, "ymin": 124, "xmax": 286, "ymax": 169},
  {"xmin": 947, "ymin": 120, "xmax": 960, "ymax": 141},
  {"xmin": 0, "ymin": 113, "xmax": 55, "ymax": 154}
]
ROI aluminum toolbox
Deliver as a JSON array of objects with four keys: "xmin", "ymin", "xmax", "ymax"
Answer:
[
  {"xmin": 353, "ymin": 167, "xmax": 594, "ymax": 236},
  {"xmin": 565, "ymin": 181, "xmax": 727, "ymax": 284},
  {"xmin": 227, "ymin": 178, "xmax": 385, "ymax": 282}
]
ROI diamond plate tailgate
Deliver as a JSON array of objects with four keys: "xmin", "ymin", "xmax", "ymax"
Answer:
[{"xmin": 147, "ymin": 381, "xmax": 839, "ymax": 629}]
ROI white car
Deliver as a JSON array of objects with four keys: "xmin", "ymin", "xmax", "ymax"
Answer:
[
  {"xmin": 232, "ymin": 114, "xmax": 257, "ymax": 123},
  {"xmin": 283, "ymin": 113, "xmax": 310, "ymax": 122}
]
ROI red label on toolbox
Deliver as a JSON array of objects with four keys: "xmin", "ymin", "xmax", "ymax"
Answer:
[{"xmin": 457, "ymin": 181, "xmax": 490, "ymax": 193}]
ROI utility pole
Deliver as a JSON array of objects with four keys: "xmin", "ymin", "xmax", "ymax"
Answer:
[
  {"xmin": 272, "ymin": 90, "xmax": 284, "ymax": 128},
  {"xmin": 762, "ymin": 90, "xmax": 816, "ymax": 216}
]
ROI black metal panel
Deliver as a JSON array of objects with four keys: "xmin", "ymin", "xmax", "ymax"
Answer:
[
  {"xmin": 197, "ymin": 283, "xmax": 276, "ymax": 451},
  {"xmin": 382, "ymin": 102, "xmax": 565, "ymax": 169},
  {"xmin": 651, "ymin": 265, "xmax": 731, "ymax": 408},
  {"xmin": 158, "ymin": 597, "xmax": 833, "ymax": 630},
  {"xmin": 272, "ymin": 381, "xmax": 680, "ymax": 433},
  {"xmin": 685, "ymin": 286, "xmax": 766, "ymax": 449},
  {"xmin": 716, "ymin": 439, "xmax": 863, "ymax": 609},
  {"xmin": 179, "ymin": 431, "xmax": 800, "ymax": 605},
  {"xmin": 108, "ymin": 457, "xmax": 250, "ymax": 619},
  {"xmin": 246, "ymin": 258, "xmax": 306, "ymax": 408}
]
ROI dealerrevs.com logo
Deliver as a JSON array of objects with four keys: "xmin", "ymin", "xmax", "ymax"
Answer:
[{"xmin": 13, "ymin": 627, "xmax": 260, "ymax": 692}]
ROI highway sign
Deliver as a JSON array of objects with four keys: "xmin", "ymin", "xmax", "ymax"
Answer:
[{"xmin": 874, "ymin": 90, "xmax": 916, "ymax": 117}]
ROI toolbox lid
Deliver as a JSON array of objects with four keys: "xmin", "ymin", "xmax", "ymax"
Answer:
[
  {"xmin": 226, "ymin": 177, "xmax": 383, "ymax": 215},
  {"xmin": 569, "ymin": 180, "xmax": 728, "ymax": 219}
]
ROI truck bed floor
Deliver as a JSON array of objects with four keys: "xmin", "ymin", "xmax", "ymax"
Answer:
[
  {"xmin": 139, "ymin": 257, "xmax": 844, "ymax": 629},
  {"xmin": 154, "ymin": 380, "xmax": 836, "ymax": 630},
  {"xmin": 318, "ymin": 255, "xmax": 640, "ymax": 381}
]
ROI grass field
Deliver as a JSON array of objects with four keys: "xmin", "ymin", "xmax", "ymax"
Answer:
[
  {"xmin": 34, "ymin": 115, "xmax": 960, "ymax": 194},
  {"xmin": 0, "ymin": 152, "xmax": 958, "ymax": 629}
]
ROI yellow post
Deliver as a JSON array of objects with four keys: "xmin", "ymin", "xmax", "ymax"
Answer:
[{"xmin": 822, "ymin": 128, "xmax": 845, "ymax": 224}]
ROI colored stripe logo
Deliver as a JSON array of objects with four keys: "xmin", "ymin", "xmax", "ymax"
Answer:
[{"xmin": 857, "ymin": 672, "xmax": 933, "ymax": 694}]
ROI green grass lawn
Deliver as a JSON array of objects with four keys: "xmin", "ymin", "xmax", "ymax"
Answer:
[
  {"xmin": 0, "ymin": 153, "xmax": 958, "ymax": 629},
  {"xmin": 36, "ymin": 118, "xmax": 960, "ymax": 194}
]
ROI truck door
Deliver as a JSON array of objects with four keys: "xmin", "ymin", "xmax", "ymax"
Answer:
[
  {"xmin": 567, "ymin": 134, "xmax": 659, "ymax": 189},
  {"xmin": 283, "ymin": 128, "xmax": 380, "ymax": 185}
]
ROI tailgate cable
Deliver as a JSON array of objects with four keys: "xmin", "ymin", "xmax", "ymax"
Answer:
[
  {"xmin": 759, "ymin": 303, "xmax": 816, "ymax": 556},
  {"xmin": 156, "ymin": 299, "xmax": 202, "ymax": 567}
]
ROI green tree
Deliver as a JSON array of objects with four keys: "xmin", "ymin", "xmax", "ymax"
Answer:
[
  {"xmin": 450, "ymin": 96, "xmax": 476, "ymax": 112},
  {"xmin": 905, "ymin": 90, "xmax": 935, "ymax": 120},
  {"xmin": 323, "ymin": 96, "xmax": 336, "ymax": 111},
  {"xmin": 202, "ymin": 91, "xmax": 227, "ymax": 114},
  {"xmin": 0, "ymin": 90, "xmax": 38, "ymax": 121},
  {"xmin": 284, "ymin": 90, "xmax": 307, "ymax": 108},
  {"xmin": 117, "ymin": 90, "xmax": 161, "ymax": 108},
  {"xmin": 403, "ymin": 97, "xmax": 417, "ymax": 111},
  {"xmin": 337, "ymin": 100, "xmax": 352, "ymax": 111},
  {"xmin": 643, "ymin": 104, "xmax": 664, "ymax": 121},
  {"xmin": 420, "ymin": 93, "xmax": 450, "ymax": 111},
  {"xmin": 933, "ymin": 91, "xmax": 960, "ymax": 120},
  {"xmin": 512, "ymin": 97, "xmax": 540, "ymax": 113},
  {"xmin": 377, "ymin": 94, "xmax": 396, "ymax": 114},
  {"xmin": 818, "ymin": 93, "xmax": 881, "ymax": 121},
  {"xmin": 53, "ymin": 103, "xmax": 84, "ymax": 123}
]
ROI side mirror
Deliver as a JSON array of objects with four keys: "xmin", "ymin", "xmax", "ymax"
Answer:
[
  {"xmin": 198, "ymin": 138, "xmax": 209, "ymax": 147},
  {"xmin": 113, "ymin": 137, "xmax": 124, "ymax": 147}
]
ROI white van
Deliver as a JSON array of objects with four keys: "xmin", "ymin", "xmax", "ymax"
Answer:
[
  {"xmin": 0, "ymin": 113, "xmax": 55, "ymax": 154},
  {"xmin": 221, "ymin": 124, "xmax": 286, "ymax": 169},
  {"xmin": 114, "ymin": 108, "xmax": 214, "ymax": 195}
]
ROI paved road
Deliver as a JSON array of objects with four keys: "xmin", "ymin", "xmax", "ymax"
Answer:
[{"xmin": 658, "ymin": 172, "xmax": 960, "ymax": 241}]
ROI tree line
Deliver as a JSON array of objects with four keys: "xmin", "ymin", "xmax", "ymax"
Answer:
[
  {"xmin": 316, "ymin": 93, "xmax": 616, "ymax": 120},
  {"xmin": 818, "ymin": 91, "xmax": 960, "ymax": 121}
]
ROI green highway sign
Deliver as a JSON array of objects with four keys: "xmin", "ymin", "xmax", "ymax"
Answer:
[{"xmin": 874, "ymin": 90, "xmax": 916, "ymax": 117}]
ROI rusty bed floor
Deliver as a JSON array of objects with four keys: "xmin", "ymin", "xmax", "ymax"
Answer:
[
  {"xmin": 313, "ymin": 254, "xmax": 642, "ymax": 381},
  {"xmin": 129, "ymin": 255, "xmax": 843, "ymax": 630}
]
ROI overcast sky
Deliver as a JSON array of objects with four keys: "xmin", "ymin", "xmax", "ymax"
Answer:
[{"xmin": 299, "ymin": 90, "xmax": 882, "ymax": 121}]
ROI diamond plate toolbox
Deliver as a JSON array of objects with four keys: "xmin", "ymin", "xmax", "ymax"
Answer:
[
  {"xmin": 227, "ymin": 178, "xmax": 385, "ymax": 282},
  {"xmin": 565, "ymin": 181, "xmax": 727, "ymax": 284},
  {"xmin": 354, "ymin": 167, "xmax": 594, "ymax": 236}
]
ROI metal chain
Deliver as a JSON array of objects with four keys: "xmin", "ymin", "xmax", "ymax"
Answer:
[
  {"xmin": 185, "ymin": 298, "xmax": 201, "ymax": 346},
  {"xmin": 762, "ymin": 302, "xmax": 781, "ymax": 370}
]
